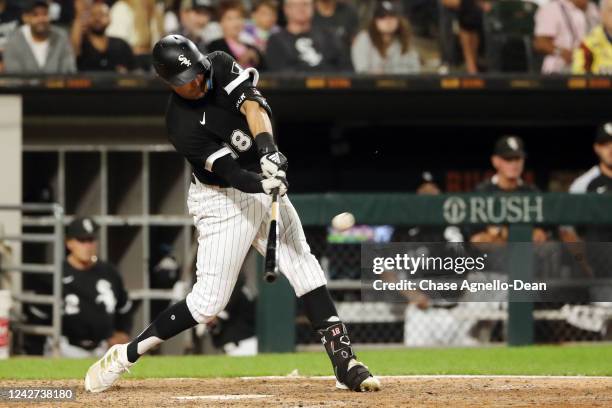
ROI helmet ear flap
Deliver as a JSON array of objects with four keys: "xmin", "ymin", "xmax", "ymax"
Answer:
[
  {"xmin": 200, "ymin": 55, "xmax": 211, "ymax": 72},
  {"xmin": 200, "ymin": 55, "xmax": 213, "ymax": 89}
]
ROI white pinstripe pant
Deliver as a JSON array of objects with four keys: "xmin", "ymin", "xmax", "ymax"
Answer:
[{"xmin": 185, "ymin": 180, "xmax": 327, "ymax": 323}]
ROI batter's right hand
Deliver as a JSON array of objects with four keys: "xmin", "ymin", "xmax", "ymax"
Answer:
[
  {"xmin": 261, "ymin": 173, "xmax": 288, "ymax": 196},
  {"xmin": 260, "ymin": 151, "xmax": 288, "ymax": 179}
]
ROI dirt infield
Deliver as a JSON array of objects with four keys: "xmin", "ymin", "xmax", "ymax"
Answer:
[{"xmin": 1, "ymin": 376, "xmax": 611, "ymax": 407}]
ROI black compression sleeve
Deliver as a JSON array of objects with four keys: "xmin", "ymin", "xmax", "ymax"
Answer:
[{"xmin": 212, "ymin": 155, "xmax": 264, "ymax": 193}]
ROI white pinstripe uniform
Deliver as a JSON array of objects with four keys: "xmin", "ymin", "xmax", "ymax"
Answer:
[
  {"xmin": 84, "ymin": 41, "xmax": 377, "ymax": 396},
  {"xmin": 185, "ymin": 182, "xmax": 327, "ymax": 323},
  {"xmin": 164, "ymin": 51, "xmax": 327, "ymax": 324}
]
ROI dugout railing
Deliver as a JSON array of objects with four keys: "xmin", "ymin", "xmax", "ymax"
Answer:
[
  {"xmin": 5, "ymin": 194, "xmax": 612, "ymax": 354},
  {"xmin": 0, "ymin": 203, "xmax": 64, "ymax": 356},
  {"xmin": 258, "ymin": 192, "xmax": 612, "ymax": 352}
]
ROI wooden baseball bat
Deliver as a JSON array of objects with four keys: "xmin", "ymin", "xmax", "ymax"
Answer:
[{"xmin": 263, "ymin": 190, "xmax": 280, "ymax": 283}]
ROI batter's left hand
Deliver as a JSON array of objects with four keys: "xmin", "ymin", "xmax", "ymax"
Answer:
[{"xmin": 260, "ymin": 151, "xmax": 288, "ymax": 179}]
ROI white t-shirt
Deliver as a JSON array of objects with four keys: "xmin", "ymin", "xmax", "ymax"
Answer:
[{"xmin": 21, "ymin": 25, "xmax": 49, "ymax": 69}]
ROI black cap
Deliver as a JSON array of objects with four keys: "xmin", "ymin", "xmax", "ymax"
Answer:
[
  {"xmin": 23, "ymin": 0, "xmax": 49, "ymax": 12},
  {"xmin": 66, "ymin": 217, "xmax": 99, "ymax": 240},
  {"xmin": 374, "ymin": 1, "xmax": 400, "ymax": 18},
  {"xmin": 494, "ymin": 135, "xmax": 526, "ymax": 159},
  {"xmin": 595, "ymin": 122, "xmax": 612, "ymax": 144},
  {"xmin": 152, "ymin": 35, "xmax": 211, "ymax": 87},
  {"xmin": 181, "ymin": 0, "xmax": 214, "ymax": 11}
]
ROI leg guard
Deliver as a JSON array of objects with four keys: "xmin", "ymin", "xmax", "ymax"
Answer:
[{"xmin": 318, "ymin": 322, "xmax": 373, "ymax": 391}]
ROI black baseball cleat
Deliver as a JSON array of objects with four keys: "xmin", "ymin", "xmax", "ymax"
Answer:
[{"xmin": 335, "ymin": 359, "xmax": 381, "ymax": 392}]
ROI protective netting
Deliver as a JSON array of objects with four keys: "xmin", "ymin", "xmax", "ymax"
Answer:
[{"xmin": 296, "ymin": 226, "xmax": 612, "ymax": 346}]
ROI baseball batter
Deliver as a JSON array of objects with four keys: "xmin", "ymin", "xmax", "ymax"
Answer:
[{"xmin": 84, "ymin": 34, "xmax": 380, "ymax": 393}]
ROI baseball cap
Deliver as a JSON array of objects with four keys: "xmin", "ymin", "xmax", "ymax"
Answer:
[
  {"xmin": 494, "ymin": 135, "xmax": 526, "ymax": 159},
  {"xmin": 374, "ymin": 1, "xmax": 400, "ymax": 18},
  {"xmin": 595, "ymin": 122, "xmax": 612, "ymax": 144},
  {"xmin": 23, "ymin": 0, "xmax": 49, "ymax": 12},
  {"xmin": 66, "ymin": 217, "xmax": 99, "ymax": 240},
  {"xmin": 181, "ymin": 0, "xmax": 214, "ymax": 11}
]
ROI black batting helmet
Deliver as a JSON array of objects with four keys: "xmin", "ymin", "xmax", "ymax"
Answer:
[{"xmin": 152, "ymin": 35, "xmax": 211, "ymax": 87}]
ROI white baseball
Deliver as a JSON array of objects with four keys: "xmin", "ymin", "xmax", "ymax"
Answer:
[{"xmin": 331, "ymin": 212, "xmax": 355, "ymax": 231}]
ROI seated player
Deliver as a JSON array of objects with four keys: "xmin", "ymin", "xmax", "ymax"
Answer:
[{"xmin": 41, "ymin": 217, "xmax": 133, "ymax": 357}]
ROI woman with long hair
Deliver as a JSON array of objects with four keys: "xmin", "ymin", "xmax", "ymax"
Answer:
[{"xmin": 351, "ymin": 1, "xmax": 420, "ymax": 74}]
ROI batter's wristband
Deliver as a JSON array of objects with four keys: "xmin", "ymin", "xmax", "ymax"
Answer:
[{"xmin": 255, "ymin": 132, "xmax": 277, "ymax": 156}]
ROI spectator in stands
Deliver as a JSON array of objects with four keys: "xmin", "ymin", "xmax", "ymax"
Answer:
[
  {"xmin": 71, "ymin": 1, "xmax": 135, "ymax": 72},
  {"xmin": 442, "ymin": 0, "xmax": 492, "ymax": 74},
  {"xmin": 572, "ymin": 0, "xmax": 612, "ymax": 74},
  {"xmin": 171, "ymin": 0, "xmax": 221, "ymax": 52},
  {"xmin": 266, "ymin": 0, "xmax": 351, "ymax": 72},
  {"xmin": 208, "ymin": 0, "xmax": 264, "ymax": 70},
  {"xmin": 106, "ymin": 0, "xmax": 164, "ymax": 64},
  {"xmin": 242, "ymin": 0, "xmax": 280, "ymax": 52},
  {"xmin": 313, "ymin": 0, "xmax": 358, "ymax": 51},
  {"xmin": 208, "ymin": 0, "xmax": 264, "ymax": 69},
  {"xmin": 3, "ymin": 0, "xmax": 75, "ymax": 74},
  {"xmin": 469, "ymin": 135, "xmax": 548, "ymax": 243},
  {"xmin": 0, "ymin": 0, "xmax": 20, "ymax": 72},
  {"xmin": 534, "ymin": 0, "xmax": 599, "ymax": 74},
  {"xmin": 351, "ymin": 0, "xmax": 420, "ymax": 74}
]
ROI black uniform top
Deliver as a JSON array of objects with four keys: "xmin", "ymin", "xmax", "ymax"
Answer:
[
  {"xmin": 77, "ymin": 36, "xmax": 135, "ymax": 72},
  {"xmin": 266, "ymin": 26, "xmax": 352, "ymax": 72},
  {"xmin": 569, "ymin": 165, "xmax": 612, "ymax": 242},
  {"xmin": 166, "ymin": 51, "xmax": 269, "ymax": 187},
  {"xmin": 312, "ymin": 2, "xmax": 359, "ymax": 49},
  {"xmin": 61, "ymin": 260, "xmax": 133, "ymax": 346}
]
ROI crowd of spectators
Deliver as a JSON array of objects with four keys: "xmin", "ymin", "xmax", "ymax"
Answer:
[
  {"xmin": 0, "ymin": 0, "xmax": 423, "ymax": 74},
  {"xmin": 0, "ymin": 0, "xmax": 610, "ymax": 75}
]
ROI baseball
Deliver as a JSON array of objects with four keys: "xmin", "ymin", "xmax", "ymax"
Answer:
[{"xmin": 331, "ymin": 212, "xmax": 355, "ymax": 231}]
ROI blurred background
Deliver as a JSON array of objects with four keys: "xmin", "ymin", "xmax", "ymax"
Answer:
[{"xmin": 0, "ymin": 0, "xmax": 611, "ymax": 358}]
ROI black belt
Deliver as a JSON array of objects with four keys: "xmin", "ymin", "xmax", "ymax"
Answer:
[{"xmin": 191, "ymin": 173, "xmax": 228, "ymax": 188}]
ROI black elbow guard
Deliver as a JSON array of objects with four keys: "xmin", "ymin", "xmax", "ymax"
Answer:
[{"xmin": 238, "ymin": 87, "xmax": 273, "ymax": 118}]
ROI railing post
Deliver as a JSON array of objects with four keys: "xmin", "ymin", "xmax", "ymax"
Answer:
[
  {"xmin": 52, "ymin": 204, "xmax": 64, "ymax": 357},
  {"xmin": 256, "ymin": 253, "xmax": 295, "ymax": 353},
  {"xmin": 507, "ymin": 224, "xmax": 534, "ymax": 346}
]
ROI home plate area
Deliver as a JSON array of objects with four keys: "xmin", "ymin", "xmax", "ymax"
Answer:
[{"xmin": 2, "ymin": 376, "xmax": 611, "ymax": 407}]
